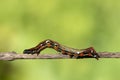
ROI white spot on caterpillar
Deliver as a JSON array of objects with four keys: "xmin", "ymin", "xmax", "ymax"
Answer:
[
  {"xmin": 46, "ymin": 40, "xmax": 50, "ymax": 43},
  {"xmin": 54, "ymin": 43, "xmax": 58, "ymax": 46},
  {"xmin": 94, "ymin": 55, "xmax": 97, "ymax": 57},
  {"xmin": 76, "ymin": 52, "xmax": 80, "ymax": 54},
  {"xmin": 91, "ymin": 50, "xmax": 94, "ymax": 53}
]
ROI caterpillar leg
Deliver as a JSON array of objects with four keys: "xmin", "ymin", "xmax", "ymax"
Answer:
[
  {"xmin": 76, "ymin": 47, "xmax": 100, "ymax": 60},
  {"xmin": 85, "ymin": 47, "xmax": 100, "ymax": 60},
  {"xmin": 69, "ymin": 55, "xmax": 74, "ymax": 58}
]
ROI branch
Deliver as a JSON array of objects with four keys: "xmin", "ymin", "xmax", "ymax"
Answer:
[{"xmin": 0, "ymin": 52, "xmax": 120, "ymax": 61}]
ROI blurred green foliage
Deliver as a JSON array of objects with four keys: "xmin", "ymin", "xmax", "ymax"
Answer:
[{"xmin": 0, "ymin": 0, "xmax": 120, "ymax": 80}]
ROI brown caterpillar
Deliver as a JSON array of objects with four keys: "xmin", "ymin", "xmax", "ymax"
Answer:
[{"xmin": 23, "ymin": 39, "xmax": 100, "ymax": 60}]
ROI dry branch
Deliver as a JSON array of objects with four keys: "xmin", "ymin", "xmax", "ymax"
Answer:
[{"xmin": 0, "ymin": 52, "xmax": 120, "ymax": 61}]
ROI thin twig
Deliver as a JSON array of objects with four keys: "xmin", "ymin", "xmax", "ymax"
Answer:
[{"xmin": 0, "ymin": 52, "xmax": 120, "ymax": 61}]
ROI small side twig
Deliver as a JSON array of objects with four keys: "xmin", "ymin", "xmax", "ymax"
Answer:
[{"xmin": 0, "ymin": 52, "xmax": 120, "ymax": 61}]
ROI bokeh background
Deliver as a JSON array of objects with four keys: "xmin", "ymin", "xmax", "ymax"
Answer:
[{"xmin": 0, "ymin": 0, "xmax": 120, "ymax": 80}]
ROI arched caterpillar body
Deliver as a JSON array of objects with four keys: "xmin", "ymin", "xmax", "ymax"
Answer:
[{"xmin": 23, "ymin": 39, "xmax": 100, "ymax": 60}]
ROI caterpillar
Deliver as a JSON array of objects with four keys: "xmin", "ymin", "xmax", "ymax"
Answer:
[{"xmin": 23, "ymin": 39, "xmax": 100, "ymax": 60}]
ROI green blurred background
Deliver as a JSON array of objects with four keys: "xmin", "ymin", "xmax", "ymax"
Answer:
[{"xmin": 0, "ymin": 0, "xmax": 120, "ymax": 80}]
